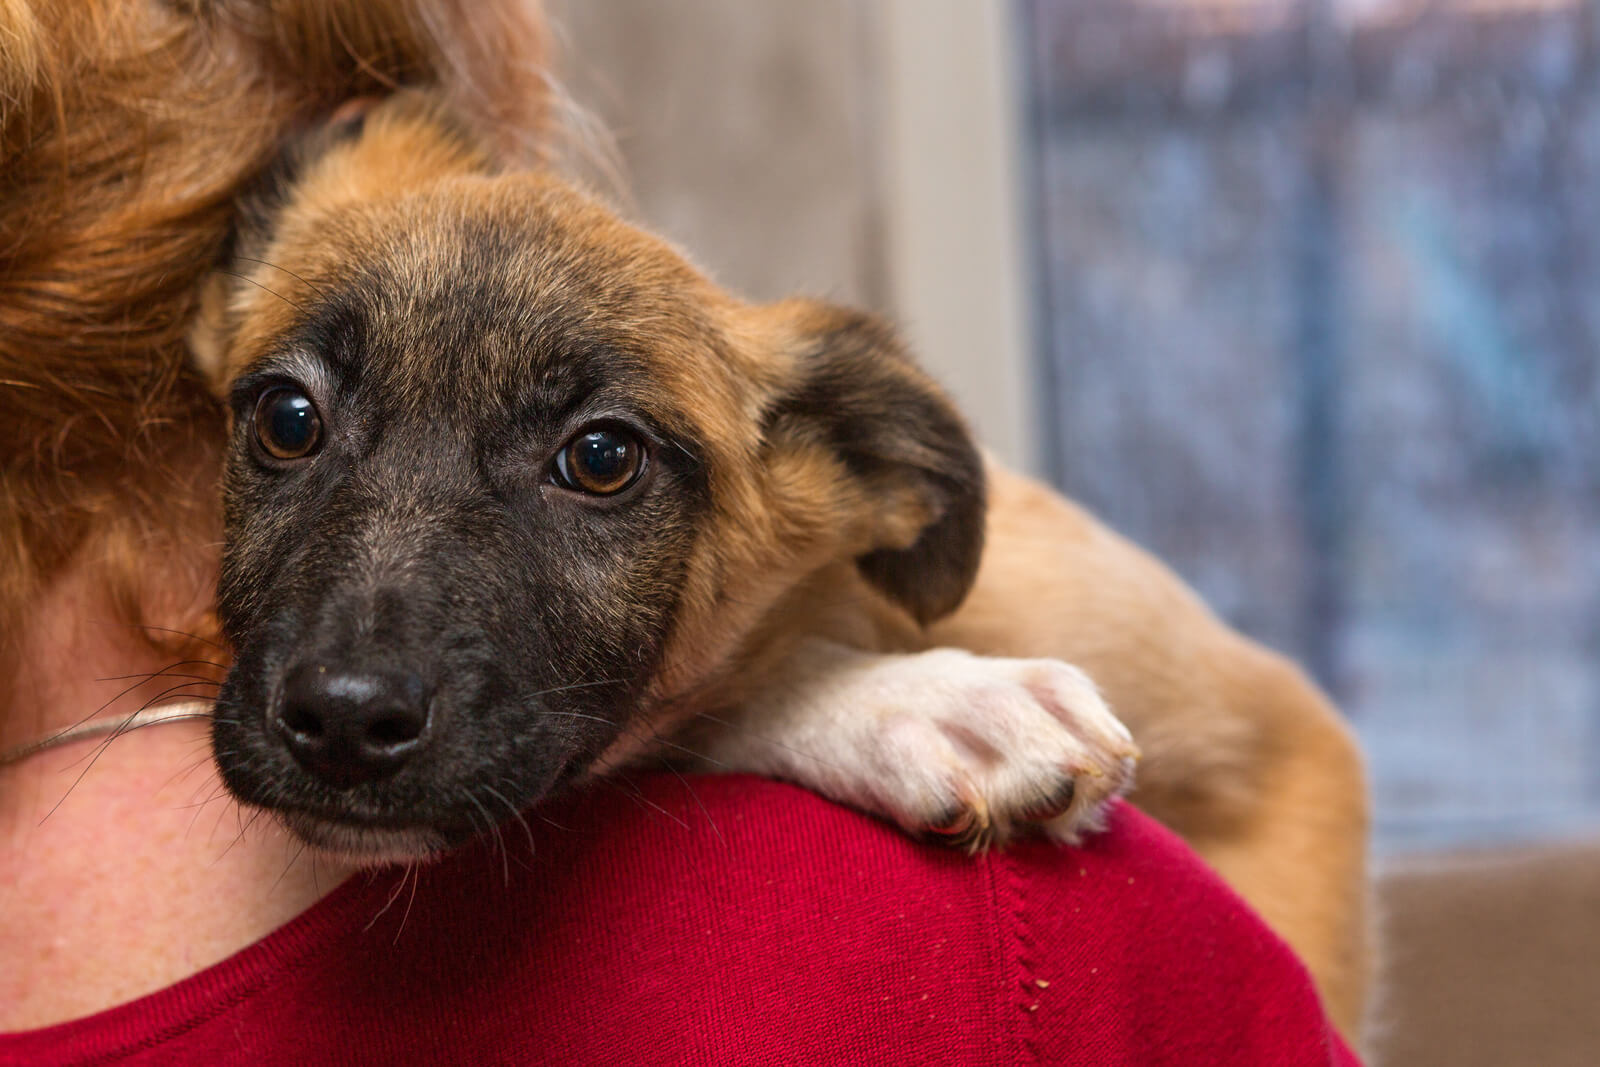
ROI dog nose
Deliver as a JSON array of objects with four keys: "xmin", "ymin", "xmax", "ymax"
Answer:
[{"xmin": 276, "ymin": 663, "xmax": 430, "ymax": 788}]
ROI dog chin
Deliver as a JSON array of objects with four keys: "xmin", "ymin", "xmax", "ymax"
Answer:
[{"xmin": 280, "ymin": 811, "xmax": 451, "ymax": 868}]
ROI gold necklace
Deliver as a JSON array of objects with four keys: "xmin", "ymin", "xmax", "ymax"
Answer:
[{"xmin": 0, "ymin": 700, "xmax": 213, "ymax": 768}]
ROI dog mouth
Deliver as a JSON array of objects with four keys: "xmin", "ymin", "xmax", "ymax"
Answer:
[
  {"xmin": 212, "ymin": 655, "xmax": 600, "ymax": 865},
  {"xmin": 219, "ymin": 718, "xmax": 589, "ymax": 866},
  {"xmin": 277, "ymin": 808, "xmax": 454, "ymax": 867}
]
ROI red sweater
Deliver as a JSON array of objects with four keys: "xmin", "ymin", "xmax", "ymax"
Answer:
[{"xmin": 2, "ymin": 775, "xmax": 1358, "ymax": 1066}]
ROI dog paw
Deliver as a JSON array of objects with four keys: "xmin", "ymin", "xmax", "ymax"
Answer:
[
  {"xmin": 844, "ymin": 650, "xmax": 1139, "ymax": 849},
  {"xmin": 706, "ymin": 644, "xmax": 1139, "ymax": 851}
]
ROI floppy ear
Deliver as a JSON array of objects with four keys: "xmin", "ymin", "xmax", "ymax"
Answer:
[
  {"xmin": 187, "ymin": 105, "xmax": 378, "ymax": 392},
  {"xmin": 767, "ymin": 302, "xmax": 987, "ymax": 625}
]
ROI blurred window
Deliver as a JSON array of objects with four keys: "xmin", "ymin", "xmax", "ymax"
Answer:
[{"xmin": 1017, "ymin": 0, "xmax": 1600, "ymax": 850}]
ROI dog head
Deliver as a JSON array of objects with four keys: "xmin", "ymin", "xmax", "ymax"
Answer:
[{"xmin": 195, "ymin": 96, "xmax": 985, "ymax": 863}]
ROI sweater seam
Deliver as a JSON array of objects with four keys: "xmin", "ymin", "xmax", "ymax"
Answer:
[
  {"xmin": 982, "ymin": 849, "xmax": 1039, "ymax": 1066},
  {"xmin": 1002, "ymin": 848, "xmax": 1044, "ymax": 1063}
]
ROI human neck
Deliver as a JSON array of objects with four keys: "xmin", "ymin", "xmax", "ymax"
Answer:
[{"xmin": 0, "ymin": 566, "xmax": 353, "ymax": 1032}]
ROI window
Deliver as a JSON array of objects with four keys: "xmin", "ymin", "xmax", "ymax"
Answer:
[{"xmin": 1017, "ymin": 0, "xmax": 1600, "ymax": 851}]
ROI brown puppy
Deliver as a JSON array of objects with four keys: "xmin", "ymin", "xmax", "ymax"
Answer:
[{"xmin": 189, "ymin": 96, "xmax": 1371, "ymax": 1040}]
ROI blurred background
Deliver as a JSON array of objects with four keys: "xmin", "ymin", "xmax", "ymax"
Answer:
[{"xmin": 549, "ymin": 2, "xmax": 1598, "ymax": 1062}]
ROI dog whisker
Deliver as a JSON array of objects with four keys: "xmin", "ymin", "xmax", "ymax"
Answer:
[
  {"xmin": 660, "ymin": 760, "xmax": 724, "ymax": 845},
  {"xmin": 308, "ymin": 850, "xmax": 327, "ymax": 896},
  {"xmin": 38, "ymin": 695, "xmax": 214, "ymax": 823},
  {"xmin": 459, "ymin": 785, "xmax": 509, "ymax": 886},
  {"xmin": 234, "ymin": 255, "xmax": 330, "ymax": 302},
  {"xmin": 664, "ymin": 439, "xmax": 703, "ymax": 474},
  {"xmin": 365, "ymin": 867, "xmax": 413, "ymax": 934},
  {"xmin": 271, "ymin": 839, "xmax": 311, "ymax": 893},
  {"xmin": 526, "ymin": 677, "xmax": 627, "ymax": 699},
  {"xmin": 217, "ymin": 268, "xmax": 305, "ymax": 313},
  {"xmin": 78, "ymin": 618, "xmax": 228, "ymax": 655},
  {"xmin": 178, "ymin": 781, "xmax": 236, "ymax": 823},
  {"xmin": 206, "ymin": 779, "xmax": 240, "ymax": 841},
  {"xmin": 532, "ymin": 811, "xmax": 576, "ymax": 834},
  {"xmin": 531, "ymin": 710, "xmax": 618, "ymax": 727},
  {"xmin": 97, "ymin": 670, "xmax": 222, "ymax": 686},
  {"xmin": 599, "ymin": 770, "xmax": 691, "ymax": 832},
  {"xmin": 130, "ymin": 624, "xmax": 228, "ymax": 652},
  {"xmin": 643, "ymin": 733, "xmax": 728, "ymax": 769},
  {"xmin": 59, "ymin": 683, "xmax": 215, "ymax": 777},
  {"xmin": 60, "ymin": 658, "xmax": 221, "ymax": 736},
  {"xmin": 215, "ymin": 805, "xmax": 269, "ymax": 864},
  {"xmin": 394, "ymin": 864, "xmax": 422, "ymax": 946},
  {"xmin": 159, "ymin": 745, "xmax": 224, "ymax": 796},
  {"xmin": 484, "ymin": 781, "xmax": 539, "ymax": 864}
]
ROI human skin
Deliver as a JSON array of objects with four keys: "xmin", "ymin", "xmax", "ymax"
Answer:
[{"xmin": 0, "ymin": 560, "xmax": 354, "ymax": 1030}]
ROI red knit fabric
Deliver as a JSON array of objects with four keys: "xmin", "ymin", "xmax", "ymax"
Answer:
[{"xmin": 2, "ymin": 775, "xmax": 1360, "ymax": 1066}]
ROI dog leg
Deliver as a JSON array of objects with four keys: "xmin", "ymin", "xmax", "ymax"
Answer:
[{"xmin": 689, "ymin": 640, "xmax": 1139, "ymax": 849}]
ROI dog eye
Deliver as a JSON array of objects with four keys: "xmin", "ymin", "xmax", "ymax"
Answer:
[
  {"xmin": 553, "ymin": 426, "xmax": 645, "ymax": 495},
  {"xmin": 253, "ymin": 387, "xmax": 323, "ymax": 460}
]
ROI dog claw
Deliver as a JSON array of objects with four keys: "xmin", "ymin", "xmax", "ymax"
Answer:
[
  {"xmin": 1019, "ymin": 778, "xmax": 1077, "ymax": 824},
  {"xmin": 928, "ymin": 807, "xmax": 970, "ymax": 834},
  {"xmin": 888, "ymin": 654, "xmax": 1136, "ymax": 848}
]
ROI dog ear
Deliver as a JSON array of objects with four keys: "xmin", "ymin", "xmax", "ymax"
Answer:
[
  {"xmin": 187, "ymin": 105, "xmax": 378, "ymax": 391},
  {"xmin": 767, "ymin": 302, "xmax": 987, "ymax": 625}
]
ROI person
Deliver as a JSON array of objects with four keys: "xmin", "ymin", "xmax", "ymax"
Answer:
[
  {"xmin": 2, "ymin": 588, "xmax": 1360, "ymax": 1063},
  {"xmin": 2, "ymin": 733, "xmax": 1358, "ymax": 1065},
  {"xmin": 0, "ymin": 3, "xmax": 1359, "ymax": 1063}
]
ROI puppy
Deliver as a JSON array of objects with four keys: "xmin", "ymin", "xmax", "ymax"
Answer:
[{"xmin": 191, "ymin": 96, "xmax": 1371, "ymax": 1038}]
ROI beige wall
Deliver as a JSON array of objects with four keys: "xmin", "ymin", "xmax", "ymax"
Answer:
[
  {"xmin": 878, "ymin": 1, "xmax": 1037, "ymax": 472},
  {"xmin": 549, "ymin": 1, "xmax": 1039, "ymax": 473},
  {"xmin": 549, "ymin": 1, "xmax": 886, "ymax": 308}
]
